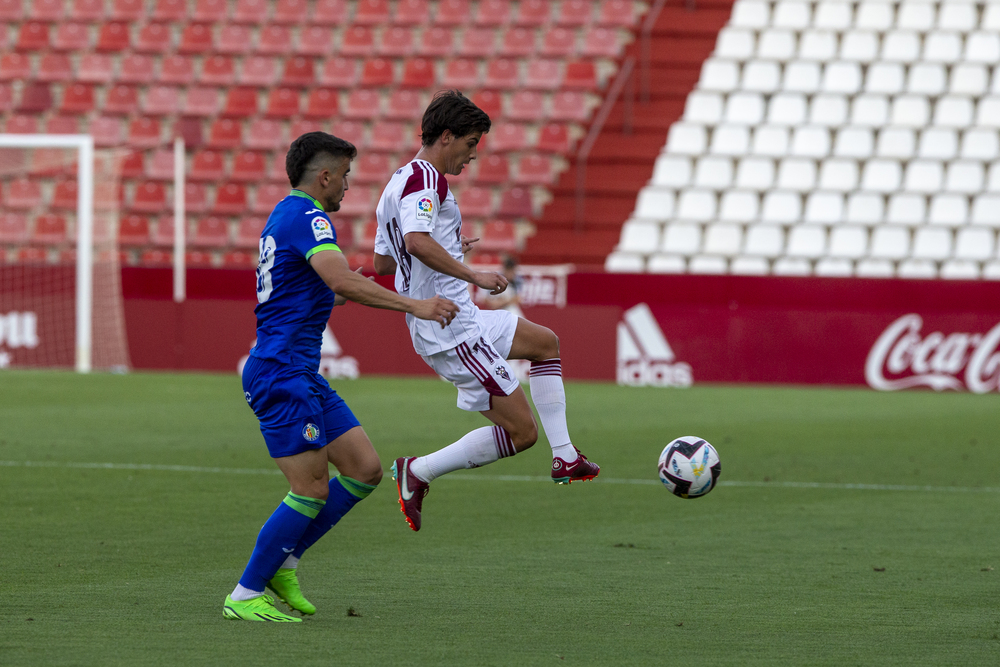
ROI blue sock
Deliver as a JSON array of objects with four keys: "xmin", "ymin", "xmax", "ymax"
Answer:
[
  {"xmin": 292, "ymin": 476, "xmax": 376, "ymax": 558},
  {"xmin": 238, "ymin": 492, "xmax": 326, "ymax": 593}
]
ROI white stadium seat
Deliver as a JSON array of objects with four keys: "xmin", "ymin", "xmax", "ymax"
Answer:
[
  {"xmin": 855, "ymin": 3, "xmax": 893, "ymax": 31},
  {"xmin": 715, "ymin": 28, "xmax": 755, "ymax": 60},
  {"xmin": 666, "ymin": 123, "xmax": 707, "ymax": 154},
  {"xmin": 865, "ymin": 63, "xmax": 905, "ymax": 94},
  {"xmin": 744, "ymin": 225, "xmax": 785, "ymax": 257},
  {"xmin": 809, "ymin": 94, "xmax": 848, "ymax": 127},
  {"xmin": 818, "ymin": 158, "xmax": 859, "ymax": 191},
  {"xmin": 870, "ymin": 227, "xmax": 910, "ymax": 259},
  {"xmin": 917, "ymin": 128, "xmax": 957, "ymax": 160},
  {"xmin": 605, "ymin": 252, "xmax": 645, "ymax": 272},
  {"xmin": 940, "ymin": 260, "xmax": 981, "ymax": 280},
  {"xmin": 886, "ymin": 193, "xmax": 926, "ymax": 226},
  {"xmin": 684, "ymin": 92, "xmax": 724, "ymax": 124},
  {"xmin": 693, "ymin": 156, "xmax": 734, "ymax": 189},
  {"xmin": 773, "ymin": 1, "xmax": 810, "ymax": 29},
  {"xmin": 960, "ymin": 129, "xmax": 1000, "ymax": 161},
  {"xmin": 730, "ymin": 0, "xmax": 770, "ymax": 29},
  {"xmin": 761, "ymin": 190, "xmax": 802, "ymax": 223},
  {"xmin": 955, "ymin": 227, "xmax": 996, "ymax": 260},
  {"xmin": 985, "ymin": 262, "xmax": 1000, "ymax": 280},
  {"xmin": 828, "ymin": 226, "xmax": 868, "ymax": 258},
  {"xmin": 798, "ymin": 30, "xmax": 838, "ymax": 61},
  {"xmin": 928, "ymin": 194, "xmax": 969, "ymax": 227},
  {"xmin": 965, "ymin": 33, "xmax": 1000, "ymax": 64},
  {"xmin": 839, "ymin": 31, "xmax": 879, "ymax": 63},
  {"xmin": 768, "ymin": 93, "xmax": 808, "ymax": 125},
  {"xmin": 703, "ymin": 223, "xmax": 743, "ymax": 255},
  {"xmin": 822, "ymin": 61, "xmax": 862, "ymax": 94},
  {"xmin": 617, "ymin": 220, "xmax": 661, "ymax": 253},
  {"xmin": 944, "ymin": 161, "xmax": 984, "ymax": 194},
  {"xmin": 730, "ymin": 256, "xmax": 770, "ymax": 274},
  {"xmin": 782, "ymin": 62, "xmax": 821, "ymax": 92},
  {"xmin": 698, "ymin": 59, "xmax": 740, "ymax": 92},
  {"xmin": 876, "ymin": 128, "xmax": 916, "ymax": 159},
  {"xmin": 950, "ymin": 64, "xmax": 988, "ymax": 96},
  {"xmin": 661, "ymin": 222, "xmax": 702, "ymax": 255},
  {"xmin": 647, "ymin": 254, "xmax": 686, "ymax": 273},
  {"xmin": 725, "ymin": 92, "xmax": 765, "ymax": 124},
  {"xmin": 891, "ymin": 95, "xmax": 930, "ymax": 128},
  {"xmin": 813, "ymin": 2, "xmax": 851, "ymax": 30},
  {"xmin": 987, "ymin": 163, "xmax": 1000, "ymax": 192},
  {"xmin": 815, "ymin": 257, "xmax": 853, "ymax": 276},
  {"xmin": 933, "ymin": 97, "xmax": 974, "ymax": 129},
  {"xmin": 710, "ymin": 124, "xmax": 751, "ymax": 156},
  {"xmin": 790, "ymin": 126, "xmax": 830, "ymax": 157},
  {"xmin": 833, "ymin": 127, "xmax": 874, "ymax": 158},
  {"xmin": 786, "ymin": 225, "xmax": 826, "ymax": 258},
  {"xmin": 979, "ymin": 96, "xmax": 1000, "ymax": 127},
  {"xmin": 850, "ymin": 94, "xmax": 889, "ymax": 127},
  {"xmin": 923, "ymin": 33, "xmax": 963, "ymax": 64},
  {"xmin": 742, "ymin": 60, "xmax": 782, "ymax": 93},
  {"xmin": 676, "ymin": 189, "xmax": 717, "ymax": 220},
  {"xmin": 907, "ymin": 63, "xmax": 946, "ymax": 97},
  {"xmin": 752, "ymin": 125, "xmax": 790, "ymax": 156},
  {"xmin": 719, "ymin": 190, "xmax": 760, "ymax": 221},
  {"xmin": 804, "ymin": 191, "xmax": 844, "ymax": 224},
  {"xmin": 772, "ymin": 257, "xmax": 812, "ymax": 275},
  {"xmin": 689, "ymin": 255, "xmax": 728, "ymax": 274},
  {"xmin": 757, "ymin": 29, "xmax": 797, "ymax": 61},
  {"xmin": 904, "ymin": 160, "xmax": 944, "ymax": 193},
  {"xmin": 846, "ymin": 193, "xmax": 885, "ymax": 225},
  {"xmin": 881, "ymin": 31, "xmax": 921, "ymax": 64},
  {"xmin": 855, "ymin": 259, "xmax": 895, "ymax": 277},
  {"xmin": 652, "ymin": 155, "xmax": 692, "ymax": 188},
  {"xmin": 971, "ymin": 194, "xmax": 1000, "ymax": 228},
  {"xmin": 736, "ymin": 156, "xmax": 776, "ymax": 189},
  {"xmin": 897, "ymin": 259, "xmax": 938, "ymax": 279},
  {"xmin": 985, "ymin": 5, "xmax": 1000, "ymax": 32},
  {"xmin": 861, "ymin": 159, "xmax": 903, "ymax": 192},
  {"xmin": 897, "ymin": 3, "xmax": 935, "ymax": 31},
  {"xmin": 939, "ymin": 3, "xmax": 977, "ymax": 32},
  {"xmin": 776, "ymin": 157, "xmax": 817, "ymax": 191},
  {"xmin": 635, "ymin": 187, "xmax": 676, "ymax": 220}
]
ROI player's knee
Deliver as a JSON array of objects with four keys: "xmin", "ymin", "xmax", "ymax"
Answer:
[
  {"xmin": 512, "ymin": 421, "xmax": 538, "ymax": 452},
  {"xmin": 360, "ymin": 462, "xmax": 383, "ymax": 487},
  {"xmin": 296, "ymin": 478, "xmax": 330, "ymax": 501}
]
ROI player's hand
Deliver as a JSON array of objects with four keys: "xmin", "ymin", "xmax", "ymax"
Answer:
[
  {"xmin": 473, "ymin": 271, "xmax": 508, "ymax": 295},
  {"xmin": 334, "ymin": 267, "xmax": 370, "ymax": 306},
  {"xmin": 460, "ymin": 235, "xmax": 480, "ymax": 254},
  {"xmin": 413, "ymin": 296, "xmax": 460, "ymax": 328}
]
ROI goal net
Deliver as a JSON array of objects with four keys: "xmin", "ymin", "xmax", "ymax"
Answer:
[{"xmin": 0, "ymin": 135, "xmax": 130, "ymax": 372}]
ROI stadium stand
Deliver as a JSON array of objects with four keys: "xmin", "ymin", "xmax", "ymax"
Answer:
[{"xmin": 606, "ymin": 0, "xmax": 1000, "ymax": 280}]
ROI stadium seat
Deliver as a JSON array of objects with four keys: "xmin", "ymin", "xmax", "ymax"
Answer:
[
  {"xmin": 352, "ymin": 154, "xmax": 391, "ymax": 184},
  {"xmin": 193, "ymin": 217, "xmax": 231, "ymax": 247},
  {"xmin": 312, "ymin": 0, "xmax": 346, "ymax": 24},
  {"xmin": 5, "ymin": 179, "xmax": 41, "ymax": 209},
  {"xmin": 16, "ymin": 22, "xmax": 50, "ymax": 51},
  {"xmin": 536, "ymin": 123, "xmax": 570, "ymax": 153},
  {"xmin": 476, "ymin": 154, "xmax": 510, "ymax": 183},
  {"xmin": 59, "ymin": 83, "xmax": 95, "ymax": 113},
  {"xmin": 394, "ymin": 0, "xmax": 429, "ymax": 24},
  {"xmin": 514, "ymin": 0, "xmax": 550, "ymax": 26},
  {"xmin": 0, "ymin": 213, "xmax": 29, "ymax": 243},
  {"xmin": 515, "ymin": 155, "xmax": 554, "ymax": 185},
  {"xmin": 207, "ymin": 119, "xmax": 244, "ymax": 148},
  {"xmin": 190, "ymin": 151, "xmax": 226, "ymax": 181},
  {"xmin": 222, "ymin": 87, "xmax": 258, "ymax": 117},
  {"xmin": 184, "ymin": 87, "xmax": 220, "ymax": 116},
  {"xmin": 31, "ymin": 214, "xmax": 68, "ymax": 245},
  {"xmin": 401, "ymin": 58, "xmax": 435, "ymax": 88},
  {"xmin": 52, "ymin": 23, "xmax": 89, "ymax": 51},
  {"xmin": 193, "ymin": 0, "xmax": 226, "ymax": 20},
  {"xmin": 183, "ymin": 182, "xmax": 209, "ymax": 213},
  {"xmin": 280, "ymin": 57, "xmax": 314, "ymax": 86},
  {"xmin": 222, "ymin": 250, "xmax": 257, "ymax": 269},
  {"xmin": 72, "ymin": 0, "xmax": 105, "ymax": 19},
  {"xmin": 498, "ymin": 187, "xmax": 532, "ymax": 218},
  {"xmin": 290, "ymin": 119, "xmax": 323, "ymax": 139},
  {"xmin": 525, "ymin": 60, "xmax": 561, "ymax": 89},
  {"xmin": 471, "ymin": 90, "xmax": 502, "ymax": 118},
  {"xmin": 45, "ymin": 116, "xmax": 81, "ymax": 134},
  {"xmin": 332, "ymin": 120, "xmax": 367, "ymax": 147},
  {"xmin": 501, "ymin": 28, "xmax": 536, "ymax": 57},
  {"xmin": 341, "ymin": 26, "xmax": 375, "ymax": 57},
  {"xmin": 119, "ymin": 215, "xmax": 152, "ymax": 247},
  {"xmin": 131, "ymin": 181, "xmax": 167, "ymax": 213},
  {"xmin": 386, "ymin": 89, "xmax": 423, "ymax": 120},
  {"xmin": 234, "ymin": 216, "xmax": 266, "ymax": 249},
  {"xmin": 18, "ymin": 83, "xmax": 53, "ymax": 113},
  {"xmin": 319, "ymin": 58, "xmax": 358, "ymax": 87},
  {"xmin": 118, "ymin": 151, "xmax": 145, "ymax": 178},
  {"xmin": 304, "ymin": 88, "xmax": 339, "ymax": 119},
  {"xmin": 436, "ymin": 0, "xmax": 471, "ymax": 26},
  {"xmin": 133, "ymin": 23, "xmax": 170, "ymax": 53},
  {"xmin": 156, "ymin": 55, "xmax": 193, "ymax": 85},
  {"xmin": 355, "ymin": 0, "xmax": 390, "ymax": 24},
  {"xmin": 266, "ymin": 87, "xmax": 301, "ymax": 118},
  {"xmin": 479, "ymin": 220, "xmax": 517, "ymax": 252},
  {"xmin": 231, "ymin": 152, "xmax": 266, "ymax": 182},
  {"xmin": 563, "ymin": 61, "xmax": 596, "ymax": 90},
  {"xmin": 90, "ymin": 116, "xmax": 123, "ymax": 146},
  {"xmin": 362, "ymin": 58, "xmax": 395, "ymax": 87},
  {"xmin": 253, "ymin": 183, "xmax": 287, "ymax": 213},
  {"xmin": 338, "ymin": 186, "xmax": 374, "ymax": 217},
  {"xmin": 486, "ymin": 59, "xmax": 520, "ymax": 89},
  {"xmin": 178, "ymin": 24, "xmax": 213, "ymax": 54},
  {"xmin": 201, "ymin": 56, "xmax": 236, "ymax": 85},
  {"xmin": 233, "ymin": 0, "xmax": 270, "ymax": 23},
  {"xmin": 369, "ymin": 121, "xmax": 408, "ymax": 153},
  {"xmin": 456, "ymin": 187, "xmax": 494, "ymax": 217},
  {"xmin": 475, "ymin": 0, "xmax": 510, "ymax": 26},
  {"xmin": 557, "ymin": 0, "xmax": 592, "ymax": 26},
  {"xmin": 489, "ymin": 124, "xmax": 528, "ymax": 152},
  {"xmin": 442, "ymin": 59, "xmax": 480, "ymax": 88},
  {"xmin": 550, "ymin": 91, "xmax": 588, "ymax": 122},
  {"xmin": 582, "ymin": 28, "xmax": 620, "ymax": 58},
  {"xmin": 378, "ymin": 26, "xmax": 415, "ymax": 57},
  {"xmin": 145, "ymin": 149, "xmax": 174, "ymax": 180},
  {"xmin": 459, "ymin": 28, "xmax": 497, "ymax": 58},
  {"xmin": 143, "ymin": 86, "xmax": 181, "ymax": 115},
  {"xmin": 295, "ymin": 26, "xmax": 336, "ymax": 56},
  {"xmin": 127, "ymin": 118, "xmax": 161, "ymax": 147},
  {"xmin": 217, "ymin": 25, "xmax": 253, "ymax": 55},
  {"xmin": 237, "ymin": 57, "xmax": 277, "ymax": 86},
  {"xmin": 258, "ymin": 25, "xmax": 293, "ymax": 54},
  {"xmin": 152, "ymin": 0, "xmax": 185, "ymax": 20},
  {"xmin": 0, "ymin": 53, "xmax": 30, "ymax": 81},
  {"xmin": 507, "ymin": 90, "xmax": 545, "ymax": 121},
  {"xmin": 418, "ymin": 26, "xmax": 455, "ymax": 56},
  {"xmin": 104, "ymin": 85, "xmax": 139, "ymax": 115},
  {"xmin": 117, "ymin": 54, "xmax": 154, "ymax": 84},
  {"xmin": 540, "ymin": 27, "xmax": 577, "ymax": 57}
]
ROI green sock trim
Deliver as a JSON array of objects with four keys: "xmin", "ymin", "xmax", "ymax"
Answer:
[
  {"xmin": 335, "ymin": 475, "xmax": 377, "ymax": 500},
  {"xmin": 283, "ymin": 492, "xmax": 326, "ymax": 519}
]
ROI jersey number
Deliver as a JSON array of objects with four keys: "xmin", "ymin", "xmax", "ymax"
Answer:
[{"xmin": 256, "ymin": 235, "xmax": 276, "ymax": 304}]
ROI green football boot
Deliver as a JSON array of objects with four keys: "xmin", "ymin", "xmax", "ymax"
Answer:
[
  {"xmin": 223, "ymin": 594, "xmax": 302, "ymax": 622},
  {"xmin": 267, "ymin": 568, "xmax": 316, "ymax": 615}
]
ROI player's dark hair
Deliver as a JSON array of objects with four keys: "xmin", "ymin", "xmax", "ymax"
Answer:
[
  {"xmin": 285, "ymin": 131, "xmax": 357, "ymax": 187},
  {"xmin": 420, "ymin": 90, "xmax": 492, "ymax": 146}
]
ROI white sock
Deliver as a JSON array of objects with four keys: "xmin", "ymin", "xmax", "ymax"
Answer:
[
  {"xmin": 230, "ymin": 584, "xmax": 263, "ymax": 601},
  {"xmin": 529, "ymin": 359, "xmax": 578, "ymax": 463},
  {"xmin": 281, "ymin": 555, "xmax": 299, "ymax": 570},
  {"xmin": 410, "ymin": 426, "xmax": 515, "ymax": 483}
]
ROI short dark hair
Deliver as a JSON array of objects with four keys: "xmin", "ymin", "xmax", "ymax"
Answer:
[
  {"xmin": 285, "ymin": 131, "xmax": 357, "ymax": 187},
  {"xmin": 420, "ymin": 90, "xmax": 492, "ymax": 146}
]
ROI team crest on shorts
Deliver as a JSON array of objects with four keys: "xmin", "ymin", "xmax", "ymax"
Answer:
[
  {"xmin": 302, "ymin": 423, "xmax": 320, "ymax": 442},
  {"xmin": 495, "ymin": 365, "xmax": 511, "ymax": 381}
]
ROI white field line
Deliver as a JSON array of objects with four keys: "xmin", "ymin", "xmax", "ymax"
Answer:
[{"xmin": 1, "ymin": 460, "xmax": 999, "ymax": 494}]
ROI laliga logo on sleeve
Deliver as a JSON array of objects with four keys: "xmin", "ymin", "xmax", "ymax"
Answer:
[
  {"xmin": 311, "ymin": 216, "xmax": 334, "ymax": 241},
  {"xmin": 416, "ymin": 197, "xmax": 433, "ymax": 221}
]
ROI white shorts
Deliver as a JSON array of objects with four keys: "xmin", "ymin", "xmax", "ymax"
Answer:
[{"xmin": 422, "ymin": 309, "xmax": 520, "ymax": 412}]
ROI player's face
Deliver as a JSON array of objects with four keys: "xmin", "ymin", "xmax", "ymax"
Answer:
[
  {"xmin": 321, "ymin": 158, "xmax": 351, "ymax": 212},
  {"xmin": 444, "ymin": 132, "xmax": 482, "ymax": 176}
]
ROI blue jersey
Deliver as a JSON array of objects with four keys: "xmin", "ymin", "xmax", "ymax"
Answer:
[{"xmin": 250, "ymin": 189, "xmax": 341, "ymax": 371}]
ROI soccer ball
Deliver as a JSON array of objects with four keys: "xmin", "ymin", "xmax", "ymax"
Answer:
[{"xmin": 657, "ymin": 436, "xmax": 721, "ymax": 499}]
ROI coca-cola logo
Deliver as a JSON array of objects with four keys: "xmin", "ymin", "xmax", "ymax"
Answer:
[{"xmin": 865, "ymin": 314, "xmax": 1000, "ymax": 393}]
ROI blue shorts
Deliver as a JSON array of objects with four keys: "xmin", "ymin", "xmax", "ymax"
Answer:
[{"xmin": 242, "ymin": 355, "xmax": 361, "ymax": 459}]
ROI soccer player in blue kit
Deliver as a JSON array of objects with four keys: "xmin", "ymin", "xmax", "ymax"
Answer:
[{"xmin": 223, "ymin": 132, "xmax": 459, "ymax": 622}]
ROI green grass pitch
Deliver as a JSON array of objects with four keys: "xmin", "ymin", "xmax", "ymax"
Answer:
[{"xmin": 1, "ymin": 371, "xmax": 999, "ymax": 666}]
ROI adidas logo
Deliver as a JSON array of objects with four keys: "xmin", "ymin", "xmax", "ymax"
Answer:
[{"xmin": 616, "ymin": 303, "xmax": 693, "ymax": 388}]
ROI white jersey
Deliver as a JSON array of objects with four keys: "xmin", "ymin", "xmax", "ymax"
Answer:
[{"xmin": 374, "ymin": 159, "xmax": 481, "ymax": 356}]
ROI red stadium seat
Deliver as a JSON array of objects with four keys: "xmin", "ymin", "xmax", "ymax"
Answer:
[
  {"xmin": 498, "ymin": 187, "xmax": 532, "ymax": 217},
  {"xmin": 131, "ymin": 181, "xmax": 167, "ymax": 213},
  {"xmin": 583, "ymin": 27, "xmax": 621, "ymax": 58},
  {"xmin": 253, "ymin": 183, "xmax": 287, "ymax": 213},
  {"xmin": 369, "ymin": 121, "xmax": 408, "ymax": 153},
  {"xmin": 118, "ymin": 150, "xmax": 144, "ymax": 177},
  {"xmin": 304, "ymin": 88, "xmax": 339, "ymax": 119},
  {"xmin": 352, "ymin": 154, "xmax": 391, "ymax": 184},
  {"xmin": 386, "ymin": 89, "xmax": 423, "ymax": 120},
  {"xmin": 185, "ymin": 182, "xmax": 209, "ymax": 213},
  {"xmin": 184, "ymin": 87, "xmax": 220, "ymax": 116},
  {"xmin": 264, "ymin": 87, "xmax": 299, "ymax": 117},
  {"xmin": 258, "ymin": 25, "xmax": 293, "ymax": 54},
  {"xmin": 457, "ymin": 186, "xmax": 495, "ymax": 217},
  {"xmin": 15, "ymin": 247, "xmax": 49, "ymax": 264},
  {"xmin": 295, "ymin": 26, "xmax": 336, "ymax": 56},
  {"xmin": 160, "ymin": 55, "xmax": 195, "ymax": 84},
  {"xmin": 475, "ymin": 0, "xmax": 511, "ymax": 26},
  {"xmin": 319, "ymin": 58, "xmax": 358, "ymax": 87},
  {"xmin": 152, "ymin": 0, "xmax": 186, "ymax": 21},
  {"xmin": 442, "ymin": 59, "xmax": 480, "ymax": 88},
  {"xmin": 178, "ymin": 24, "xmax": 213, "ymax": 54},
  {"xmin": 146, "ymin": 149, "xmax": 175, "ymax": 180},
  {"xmin": 193, "ymin": 0, "xmax": 227, "ymax": 21},
  {"xmin": 222, "ymin": 87, "xmax": 258, "ymax": 117},
  {"xmin": 185, "ymin": 251, "xmax": 216, "ymax": 268},
  {"xmin": 95, "ymin": 22, "xmax": 129, "ymax": 52},
  {"xmin": 331, "ymin": 120, "xmax": 367, "ymax": 147},
  {"xmin": 245, "ymin": 119, "xmax": 285, "ymax": 149},
  {"xmin": 29, "ymin": 148, "xmax": 73, "ymax": 176},
  {"xmin": 190, "ymin": 150, "xmax": 226, "ymax": 181},
  {"xmin": 90, "ymin": 116, "xmax": 123, "ymax": 146},
  {"xmin": 16, "ymin": 22, "xmax": 50, "ymax": 51},
  {"xmin": 77, "ymin": 54, "xmax": 114, "ymax": 83},
  {"xmin": 475, "ymin": 154, "xmax": 509, "ymax": 183},
  {"xmin": 119, "ymin": 215, "xmax": 152, "ymax": 247},
  {"xmin": 337, "ymin": 186, "xmax": 373, "ymax": 217},
  {"xmin": 597, "ymin": 0, "xmax": 638, "ymax": 27},
  {"xmin": 139, "ymin": 249, "xmax": 173, "ymax": 267},
  {"xmin": 0, "ymin": 213, "xmax": 29, "ymax": 243},
  {"xmin": 134, "ymin": 23, "xmax": 172, "ymax": 53},
  {"xmin": 193, "ymin": 216, "xmax": 230, "ymax": 247},
  {"xmin": 207, "ymin": 118, "xmax": 244, "ymax": 148},
  {"xmin": 540, "ymin": 27, "xmax": 577, "ymax": 57},
  {"xmin": 282, "ymin": 57, "xmax": 315, "ymax": 86},
  {"xmin": 6, "ymin": 180, "xmax": 43, "ymax": 209},
  {"xmin": 151, "ymin": 216, "xmax": 174, "ymax": 246},
  {"xmin": 172, "ymin": 117, "xmax": 203, "ymax": 148},
  {"xmin": 458, "ymin": 28, "xmax": 496, "ymax": 57},
  {"xmin": 355, "ymin": 0, "xmax": 390, "ymax": 24},
  {"xmin": 18, "ymin": 83, "xmax": 53, "ymax": 113},
  {"xmin": 401, "ymin": 58, "xmax": 435, "ymax": 88},
  {"xmin": 0, "ymin": 84, "xmax": 13, "ymax": 113},
  {"xmin": 563, "ymin": 60, "xmax": 596, "ymax": 90},
  {"xmin": 0, "ymin": 54, "xmax": 31, "ymax": 81},
  {"xmin": 119, "ymin": 55, "xmax": 155, "ymax": 84},
  {"xmin": 361, "ymin": 58, "xmax": 394, "ymax": 87},
  {"xmin": 525, "ymin": 59, "xmax": 561, "ymax": 89},
  {"xmin": 515, "ymin": 154, "xmax": 554, "ymax": 184},
  {"xmin": 507, "ymin": 90, "xmax": 544, "ymax": 121},
  {"xmin": 471, "ymin": 90, "xmax": 502, "ymax": 119},
  {"xmin": 240, "ymin": 57, "xmax": 278, "ymax": 86},
  {"xmin": 112, "ymin": 0, "xmax": 144, "ymax": 20},
  {"xmin": 273, "ymin": 0, "xmax": 309, "ymax": 24},
  {"xmin": 485, "ymin": 59, "xmax": 520, "ymax": 89},
  {"xmin": 52, "ymin": 179, "xmax": 79, "ymax": 209},
  {"xmin": 143, "ymin": 86, "xmax": 181, "ymax": 115},
  {"xmin": 514, "ymin": 0, "xmax": 551, "ymax": 26},
  {"xmin": 394, "ymin": 0, "xmax": 429, "ymax": 25},
  {"xmin": 127, "ymin": 117, "xmax": 161, "ymax": 147},
  {"xmin": 29, "ymin": 0, "xmax": 61, "ymax": 19},
  {"xmin": 267, "ymin": 154, "xmax": 288, "ymax": 182},
  {"xmin": 4, "ymin": 114, "xmax": 38, "ymax": 133},
  {"xmin": 500, "ymin": 27, "xmax": 536, "ymax": 57},
  {"xmin": 341, "ymin": 26, "xmax": 375, "ymax": 57},
  {"xmin": 200, "ymin": 55, "xmax": 236, "ymax": 85},
  {"xmin": 354, "ymin": 221, "xmax": 378, "ymax": 251},
  {"xmin": 60, "ymin": 83, "xmax": 96, "ymax": 113},
  {"xmin": 32, "ymin": 214, "xmax": 68, "ymax": 245},
  {"xmin": 378, "ymin": 26, "xmax": 414, "ymax": 57},
  {"xmin": 290, "ymin": 119, "xmax": 323, "ymax": 139},
  {"xmin": 418, "ymin": 26, "xmax": 454, "ymax": 56},
  {"xmin": 222, "ymin": 251, "xmax": 257, "ymax": 268},
  {"xmin": 37, "ymin": 54, "xmax": 72, "ymax": 82},
  {"xmin": 233, "ymin": 0, "xmax": 270, "ymax": 23},
  {"xmin": 72, "ymin": 0, "xmax": 106, "ymax": 20},
  {"xmin": 218, "ymin": 25, "xmax": 253, "ymax": 54},
  {"xmin": 478, "ymin": 220, "xmax": 517, "ymax": 252},
  {"xmin": 234, "ymin": 216, "xmax": 266, "ymax": 249},
  {"xmin": 214, "ymin": 183, "xmax": 248, "ymax": 214},
  {"xmin": 550, "ymin": 90, "xmax": 588, "ymax": 122},
  {"xmin": 52, "ymin": 23, "xmax": 90, "ymax": 51},
  {"xmin": 557, "ymin": 0, "xmax": 592, "ymax": 26},
  {"xmin": 104, "ymin": 85, "xmax": 139, "ymax": 115},
  {"xmin": 489, "ymin": 124, "xmax": 528, "ymax": 152},
  {"xmin": 0, "ymin": 0, "xmax": 21, "ymax": 20},
  {"xmin": 45, "ymin": 115, "xmax": 81, "ymax": 133},
  {"xmin": 231, "ymin": 151, "xmax": 266, "ymax": 181},
  {"xmin": 332, "ymin": 219, "xmax": 354, "ymax": 248},
  {"xmin": 343, "ymin": 89, "xmax": 381, "ymax": 120},
  {"xmin": 435, "ymin": 0, "xmax": 470, "ymax": 26},
  {"xmin": 313, "ymin": 0, "xmax": 347, "ymax": 26}
]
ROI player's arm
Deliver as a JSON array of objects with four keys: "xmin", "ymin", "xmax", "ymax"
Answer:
[
  {"xmin": 309, "ymin": 250, "xmax": 458, "ymax": 327},
  {"xmin": 405, "ymin": 232, "xmax": 508, "ymax": 296},
  {"xmin": 373, "ymin": 252, "xmax": 397, "ymax": 276}
]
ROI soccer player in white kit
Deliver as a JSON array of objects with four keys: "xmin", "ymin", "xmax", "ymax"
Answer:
[{"xmin": 373, "ymin": 90, "xmax": 600, "ymax": 531}]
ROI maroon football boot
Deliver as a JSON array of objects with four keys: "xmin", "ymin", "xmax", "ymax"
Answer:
[
  {"xmin": 391, "ymin": 456, "xmax": 429, "ymax": 531},
  {"xmin": 551, "ymin": 447, "xmax": 601, "ymax": 484}
]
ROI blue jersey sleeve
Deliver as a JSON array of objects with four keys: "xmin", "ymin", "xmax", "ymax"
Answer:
[{"xmin": 285, "ymin": 207, "xmax": 341, "ymax": 261}]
